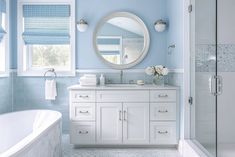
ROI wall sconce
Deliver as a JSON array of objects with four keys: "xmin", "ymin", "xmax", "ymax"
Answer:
[
  {"xmin": 77, "ymin": 19, "xmax": 88, "ymax": 32},
  {"xmin": 154, "ymin": 19, "xmax": 167, "ymax": 32}
]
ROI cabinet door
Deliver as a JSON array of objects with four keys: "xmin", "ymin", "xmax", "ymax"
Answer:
[
  {"xmin": 123, "ymin": 103, "xmax": 149, "ymax": 144},
  {"xmin": 97, "ymin": 103, "xmax": 123, "ymax": 144}
]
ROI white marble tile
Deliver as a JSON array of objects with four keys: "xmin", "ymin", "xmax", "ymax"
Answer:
[{"xmin": 62, "ymin": 134, "xmax": 181, "ymax": 157}]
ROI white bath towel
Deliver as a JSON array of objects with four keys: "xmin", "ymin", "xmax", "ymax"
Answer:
[
  {"xmin": 79, "ymin": 74, "xmax": 97, "ymax": 86},
  {"xmin": 45, "ymin": 79, "xmax": 57, "ymax": 100}
]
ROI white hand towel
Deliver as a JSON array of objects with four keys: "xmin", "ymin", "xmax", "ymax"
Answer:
[{"xmin": 45, "ymin": 79, "xmax": 57, "ymax": 100}]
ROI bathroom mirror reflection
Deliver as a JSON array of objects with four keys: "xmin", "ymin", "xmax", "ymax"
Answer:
[{"xmin": 93, "ymin": 12, "xmax": 150, "ymax": 69}]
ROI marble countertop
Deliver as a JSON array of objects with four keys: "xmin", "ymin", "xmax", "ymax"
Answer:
[{"xmin": 67, "ymin": 84, "xmax": 179, "ymax": 90}]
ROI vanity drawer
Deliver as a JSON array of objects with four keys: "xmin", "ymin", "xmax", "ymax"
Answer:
[
  {"xmin": 150, "ymin": 122, "xmax": 177, "ymax": 144},
  {"xmin": 150, "ymin": 90, "xmax": 176, "ymax": 102},
  {"xmin": 70, "ymin": 90, "xmax": 95, "ymax": 102},
  {"xmin": 150, "ymin": 103, "xmax": 176, "ymax": 121},
  {"xmin": 96, "ymin": 90, "xmax": 149, "ymax": 102},
  {"xmin": 71, "ymin": 103, "xmax": 95, "ymax": 121},
  {"xmin": 70, "ymin": 122, "xmax": 96, "ymax": 145}
]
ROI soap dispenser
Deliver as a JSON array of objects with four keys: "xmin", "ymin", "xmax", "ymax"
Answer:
[{"xmin": 100, "ymin": 74, "xmax": 105, "ymax": 86}]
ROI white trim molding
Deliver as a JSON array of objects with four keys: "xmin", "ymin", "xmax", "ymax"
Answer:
[
  {"xmin": 181, "ymin": 140, "xmax": 211, "ymax": 157},
  {"xmin": 0, "ymin": 0, "xmax": 10, "ymax": 78},
  {"xmin": 8, "ymin": 68, "xmax": 184, "ymax": 77},
  {"xmin": 76, "ymin": 68, "xmax": 184, "ymax": 74}
]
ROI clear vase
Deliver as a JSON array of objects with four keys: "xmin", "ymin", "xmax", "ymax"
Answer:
[{"xmin": 153, "ymin": 76, "xmax": 164, "ymax": 86}]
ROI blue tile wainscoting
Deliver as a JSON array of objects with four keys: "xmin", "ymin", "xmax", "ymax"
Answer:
[
  {"xmin": 0, "ymin": 76, "xmax": 13, "ymax": 114},
  {"xmin": 8, "ymin": 70, "xmax": 182, "ymax": 134}
]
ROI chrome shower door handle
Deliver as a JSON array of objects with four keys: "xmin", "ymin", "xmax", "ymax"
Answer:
[
  {"xmin": 209, "ymin": 75, "xmax": 223, "ymax": 96},
  {"xmin": 216, "ymin": 75, "xmax": 223, "ymax": 95},
  {"xmin": 209, "ymin": 75, "xmax": 216, "ymax": 96}
]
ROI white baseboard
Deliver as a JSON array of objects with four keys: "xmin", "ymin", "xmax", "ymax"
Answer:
[{"xmin": 181, "ymin": 140, "xmax": 211, "ymax": 157}]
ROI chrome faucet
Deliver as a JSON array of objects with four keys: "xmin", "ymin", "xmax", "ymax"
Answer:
[{"xmin": 120, "ymin": 70, "xmax": 123, "ymax": 84}]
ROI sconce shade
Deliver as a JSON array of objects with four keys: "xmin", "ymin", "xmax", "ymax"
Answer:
[
  {"xmin": 154, "ymin": 19, "xmax": 167, "ymax": 32},
  {"xmin": 77, "ymin": 19, "xmax": 88, "ymax": 32}
]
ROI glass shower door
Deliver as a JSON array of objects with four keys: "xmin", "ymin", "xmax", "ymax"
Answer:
[
  {"xmin": 217, "ymin": 0, "xmax": 235, "ymax": 157},
  {"xmin": 190, "ymin": 0, "xmax": 217, "ymax": 156}
]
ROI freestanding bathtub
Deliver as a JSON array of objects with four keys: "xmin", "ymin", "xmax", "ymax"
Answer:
[{"xmin": 0, "ymin": 110, "xmax": 62, "ymax": 157}]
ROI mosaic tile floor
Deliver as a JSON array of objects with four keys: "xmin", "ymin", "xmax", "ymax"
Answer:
[{"xmin": 62, "ymin": 134, "xmax": 181, "ymax": 157}]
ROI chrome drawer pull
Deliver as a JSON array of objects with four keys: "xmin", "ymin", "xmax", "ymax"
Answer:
[
  {"xmin": 158, "ymin": 94, "xmax": 168, "ymax": 98},
  {"xmin": 158, "ymin": 131, "xmax": 168, "ymax": 134},
  {"xmin": 124, "ymin": 111, "xmax": 127, "ymax": 121},
  {"xmin": 79, "ymin": 111, "xmax": 89, "ymax": 114},
  {"xmin": 158, "ymin": 110, "xmax": 168, "ymax": 113},
  {"xmin": 79, "ymin": 131, "xmax": 89, "ymax": 134},
  {"xmin": 79, "ymin": 95, "xmax": 89, "ymax": 98},
  {"xmin": 119, "ymin": 110, "xmax": 122, "ymax": 121}
]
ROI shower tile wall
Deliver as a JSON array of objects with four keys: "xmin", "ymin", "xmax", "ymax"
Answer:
[
  {"xmin": 0, "ymin": 76, "xmax": 12, "ymax": 114},
  {"xmin": 196, "ymin": 44, "xmax": 235, "ymax": 72}
]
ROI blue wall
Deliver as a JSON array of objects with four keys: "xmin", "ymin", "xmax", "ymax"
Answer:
[
  {"xmin": 10, "ymin": 0, "xmax": 168, "ymax": 69},
  {"xmin": 166, "ymin": 0, "xmax": 184, "ymax": 69},
  {"xmin": 7, "ymin": 0, "xmax": 185, "ymax": 134}
]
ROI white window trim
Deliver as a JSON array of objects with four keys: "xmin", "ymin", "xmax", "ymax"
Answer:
[
  {"xmin": 0, "ymin": 0, "xmax": 9, "ymax": 77},
  {"xmin": 17, "ymin": 0, "xmax": 76, "ymax": 77}
]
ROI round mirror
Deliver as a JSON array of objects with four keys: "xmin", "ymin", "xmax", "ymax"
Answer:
[{"xmin": 93, "ymin": 12, "xmax": 150, "ymax": 69}]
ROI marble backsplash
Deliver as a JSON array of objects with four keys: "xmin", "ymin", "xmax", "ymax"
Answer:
[{"xmin": 196, "ymin": 44, "xmax": 235, "ymax": 72}]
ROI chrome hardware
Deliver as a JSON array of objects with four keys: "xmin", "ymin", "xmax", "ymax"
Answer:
[
  {"xmin": 209, "ymin": 75, "xmax": 216, "ymax": 96},
  {"xmin": 158, "ymin": 110, "xmax": 168, "ymax": 113},
  {"xmin": 44, "ymin": 68, "xmax": 57, "ymax": 80},
  {"xmin": 123, "ymin": 110, "xmax": 127, "ymax": 121},
  {"xmin": 120, "ymin": 70, "xmax": 123, "ymax": 84},
  {"xmin": 79, "ymin": 111, "xmax": 89, "ymax": 114},
  {"xmin": 79, "ymin": 95, "xmax": 89, "ymax": 98},
  {"xmin": 216, "ymin": 75, "xmax": 223, "ymax": 95},
  {"xmin": 188, "ymin": 97, "xmax": 193, "ymax": 105},
  {"xmin": 209, "ymin": 75, "xmax": 223, "ymax": 96},
  {"xmin": 119, "ymin": 110, "xmax": 122, "ymax": 121},
  {"xmin": 158, "ymin": 94, "xmax": 168, "ymax": 98},
  {"xmin": 188, "ymin": 4, "xmax": 192, "ymax": 13},
  {"xmin": 158, "ymin": 131, "xmax": 168, "ymax": 134},
  {"xmin": 79, "ymin": 131, "xmax": 89, "ymax": 134}
]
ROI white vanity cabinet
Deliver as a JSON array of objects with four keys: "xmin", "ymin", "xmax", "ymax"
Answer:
[
  {"xmin": 68, "ymin": 85, "xmax": 178, "ymax": 146},
  {"xmin": 97, "ymin": 103, "xmax": 123, "ymax": 144},
  {"xmin": 122, "ymin": 103, "xmax": 149, "ymax": 144}
]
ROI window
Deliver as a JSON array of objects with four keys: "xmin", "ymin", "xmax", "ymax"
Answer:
[
  {"xmin": 18, "ymin": 0, "xmax": 75, "ymax": 76},
  {"xmin": 97, "ymin": 36, "xmax": 122, "ymax": 64},
  {"xmin": 0, "ymin": 0, "xmax": 9, "ymax": 77}
]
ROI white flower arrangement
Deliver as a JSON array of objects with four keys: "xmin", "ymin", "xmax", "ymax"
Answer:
[{"xmin": 145, "ymin": 65, "xmax": 169, "ymax": 77}]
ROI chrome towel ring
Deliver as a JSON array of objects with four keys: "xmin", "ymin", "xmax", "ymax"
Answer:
[{"xmin": 44, "ymin": 68, "xmax": 57, "ymax": 80}]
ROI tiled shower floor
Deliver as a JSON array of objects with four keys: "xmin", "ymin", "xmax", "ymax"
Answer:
[{"xmin": 62, "ymin": 134, "xmax": 181, "ymax": 157}]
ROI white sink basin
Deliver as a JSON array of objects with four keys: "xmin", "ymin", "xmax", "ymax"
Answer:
[{"xmin": 105, "ymin": 84, "xmax": 139, "ymax": 87}]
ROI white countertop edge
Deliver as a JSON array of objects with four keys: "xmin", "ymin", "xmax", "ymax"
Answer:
[{"xmin": 67, "ymin": 84, "xmax": 179, "ymax": 90}]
